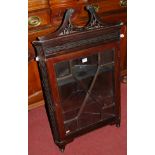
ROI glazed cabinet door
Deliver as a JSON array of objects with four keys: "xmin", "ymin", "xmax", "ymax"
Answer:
[{"xmin": 46, "ymin": 45, "xmax": 120, "ymax": 136}]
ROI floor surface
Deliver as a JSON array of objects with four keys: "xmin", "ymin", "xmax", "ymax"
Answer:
[{"xmin": 28, "ymin": 83, "xmax": 127, "ymax": 155}]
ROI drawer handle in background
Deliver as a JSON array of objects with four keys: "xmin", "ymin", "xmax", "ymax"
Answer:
[
  {"xmin": 28, "ymin": 16, "xmax": 41, "ymax": 27},
  {"xmin": 120, "ymin": 0, "xmax": 127, "ymax": 7}
]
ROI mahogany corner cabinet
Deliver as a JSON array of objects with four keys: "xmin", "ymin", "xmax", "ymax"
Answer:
[{"xmin": 33, "ymin": 5, "xmax": 121, "ymax": 152}]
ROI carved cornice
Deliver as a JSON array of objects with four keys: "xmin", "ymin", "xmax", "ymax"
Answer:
[{"xmin": 45, "ymin": 31, "xmax": 120, "ymax": 56}]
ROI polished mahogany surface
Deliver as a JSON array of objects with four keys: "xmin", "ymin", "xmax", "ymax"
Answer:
[{"xmin": 32, "ymin": 6, "xmax": 121, "ymax": 151}]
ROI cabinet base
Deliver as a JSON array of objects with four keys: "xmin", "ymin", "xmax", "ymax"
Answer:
[
  {"xmin": 116, "ymin": 123, "xmax": 120, "ymax": 128},
  {"xmin": 115, "ymin": 118, "xmax": 121, "ymax": 128},
  {"xmin": 59, "ymin": 147, "xmax": 65, "ymax": 153}
]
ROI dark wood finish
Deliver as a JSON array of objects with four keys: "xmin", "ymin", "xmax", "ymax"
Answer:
[
  {"xmin": 33, "ymin": 6, "xmax": 121, "ymax": 151},
  {"xmin": 28, "ymin": 0, "xmax": 127, "ymax": 110}
]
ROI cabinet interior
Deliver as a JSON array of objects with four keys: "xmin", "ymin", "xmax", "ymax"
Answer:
[{"xmin": 54, "ymin": 49, "xmax": 116, "ymax": 135}]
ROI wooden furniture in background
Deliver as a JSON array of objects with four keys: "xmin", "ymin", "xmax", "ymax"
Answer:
[{"xmin": 28, "ymin": 0, "xmax": 127, "ymax": 110}]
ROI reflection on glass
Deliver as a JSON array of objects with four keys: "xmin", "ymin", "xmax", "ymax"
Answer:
[{"xmin": 54, "ymin": 49, "xmax": 115, "ymax": 134}]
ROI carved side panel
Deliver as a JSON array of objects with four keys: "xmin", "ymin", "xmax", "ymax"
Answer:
[{"xmin": 35, "ymin": 46, "xmax": 61, "ymax": 143}]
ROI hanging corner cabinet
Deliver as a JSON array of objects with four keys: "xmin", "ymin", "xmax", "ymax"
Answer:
[{"xmin": 33, "ymin": 5, "xmax": 121, "ymax": 152}]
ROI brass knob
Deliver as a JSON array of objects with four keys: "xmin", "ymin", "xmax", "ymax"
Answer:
[
  {"xmin": 120, "ymin": 0, "xmax": 127, "ymax": 7},
  {"xmin": 28, "ymin": 16, "xmax": 41, "ymax": 27},
  {"xmin": 93, "ymin": 5, "xmax": 100, "ymax": 12}
]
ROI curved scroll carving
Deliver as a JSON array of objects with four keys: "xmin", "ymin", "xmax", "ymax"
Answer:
[
  {"xmin": 85, "ymin": 5, "xmax": 108, "ymax": 29},
  {"xmin": 38, "ymin": 5, "xmax": 121, "ymax": 41}
]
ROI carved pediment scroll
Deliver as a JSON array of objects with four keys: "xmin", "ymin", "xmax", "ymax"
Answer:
[{"xmin": 38, "ymin": 5, "xmax": 122, "ymax": 41}]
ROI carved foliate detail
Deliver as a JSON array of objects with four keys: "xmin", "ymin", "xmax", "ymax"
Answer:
[
  {"xmin": 85, "ymin": 5, "xmax": 105, "ymax": 30},
  {"xmin": 59, "ymin": 22, "xmax": 74, "ymax": 36},
  {"xmin": 37, "ymin": 5, "xmax": 120, "ymax": 41},
  {"xmin": 45, "ymin": 31, "xmax": 119, "ymax": 56},
  {"xmin": 35, "ymin": 46, "xmax": 60, "ymax": 142},
  {"xmin": 57, "ymin": 5, "xmax": 108, "ymax": 35},
  {"xmin": 57, "ymin": 9, "xmax": 75, "ymax": 36}
]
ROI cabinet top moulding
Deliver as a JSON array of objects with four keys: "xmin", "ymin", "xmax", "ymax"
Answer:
[{"xmin": 33, "ymin": 5, "xmax": 122, "ymax": 57}]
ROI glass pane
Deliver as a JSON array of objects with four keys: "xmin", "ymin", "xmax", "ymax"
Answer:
[{"xmin": 54, "ymin": 49, "xmax": 115, "ymax": 135}]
